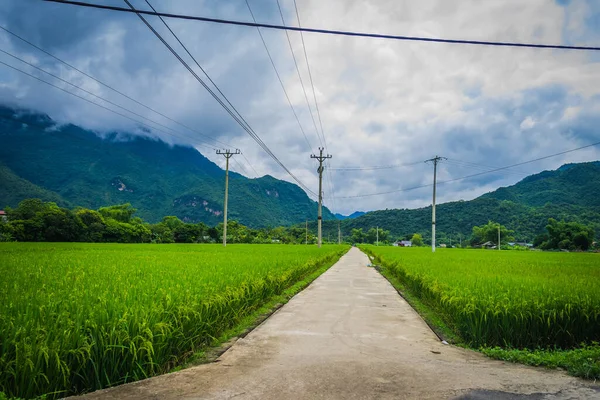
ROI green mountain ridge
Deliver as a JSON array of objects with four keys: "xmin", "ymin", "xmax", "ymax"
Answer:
[
  {"xmin": 0, "ymin": 106, "xmax": 334, "ymax": 227},
  {"xmin": 318, "ymin": 161, "xmax": 600, "ymax": 243}
]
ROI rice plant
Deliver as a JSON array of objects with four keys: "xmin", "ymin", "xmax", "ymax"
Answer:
[
  {"xmin": 0, "ymin": 243, "xmax": 347, "ymax": 399},
  {"xmin": 362, "ymin": 246, "xmax": 600, "ymax": 349}
]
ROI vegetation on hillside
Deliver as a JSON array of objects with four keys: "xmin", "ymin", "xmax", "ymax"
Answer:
[
  {"xmin": 0, "ymin": 106, "xmax": 335, "ymax": 227},
  {"xmin": 311, "ymin": 162, "xmax": 600, "ymax": 243},
  {"xmin": 535, "ymin": 218, "xmax": 596, "ymax": 251}
]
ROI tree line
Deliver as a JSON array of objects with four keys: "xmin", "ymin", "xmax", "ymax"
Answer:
[
  {"xmin": 0, "ymin": 199, "xmax": 595, "ymax": 250},
  {"xmin": 0, "ymin": 199, "xmax": 320, "ymax": 244}
]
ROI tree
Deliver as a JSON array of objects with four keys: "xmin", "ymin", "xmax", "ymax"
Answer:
[
  {"xmin": 6, "ymin": 200, "xmax": 84, "ymax": 242},
  {"xmin": 149, "ymin": 223, "xmax": 174, "ymax": 243},
  {"xmin": 351, "ymin": 228, "xmax": 366, "ymax": 244},
  {"xmin": 470, "ymin": 221, "xmax": 514, "ymax": 246},
  {"xmin": 161, "ymin": 216, "xmax": 184, "ymax": 231},
  {"xmin": 366, "ymin": 228, "xmax": 378, "ymax": 244},
  {"xmin": 76, "ymin": 209, "xmax": 106, "ymax": 242},
  {"xmin": 173, "ymin": 223, "xmax": 203, "ymax": 243},
  {"xmin": 411, "ymin": 233, "xmax": 423, "ymax": 246},
  {"xmin": 98, "ymin": 203, "xmax": 137, "ymax": 223},
  {"xmin": 541, "ymin": 218, "xmax": 595, "ymax": 251},
  {"xmin": 6, "ymin": 198, "xmax": 48, "ymax": 220}
]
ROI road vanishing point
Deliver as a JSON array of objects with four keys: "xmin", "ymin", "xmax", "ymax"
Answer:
[{"xmin": 80, "ymin": 248, "xmax": 599, "ymax": 399}]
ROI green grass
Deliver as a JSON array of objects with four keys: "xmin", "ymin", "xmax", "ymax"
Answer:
[
  {"xmin": 0, "ymin": 243, "xmax": 348, "ymax": 399},
  {"xmin": 481, "ymin": 344, "xmax": 600, "ymax": 380},
  {"xmin": 361, "ymin": 246, "xmax": 600, "ymax": 379}
]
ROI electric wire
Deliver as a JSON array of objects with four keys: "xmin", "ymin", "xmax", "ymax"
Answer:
[
  {"xmin": 445, "ymin": 158, "xmax": 531, "ymax": 176},
  {"xmin": 43, "ymin": 1, "xmax": 600, "ymax": 51},
  {"xmin": 241, "ymin": 152, "xmax": 262, "ymax": 179},
  {"xmin": 275, "ymin": 0, "xmax": 322, "ymax": 148},
  {"xmin": 0, "ymin": 48, "xmax": 225, "ymax": 150},
  {"xmin": 292, "ymin": 0, "xmax": 327, "ymax": 148},
  {"xmin": 0, "ymin": 25, "xmax": 233, "ymax": 149},
  {"xmin": 443, "ymin": 159, "xmax": 529, "ymax": 178},
  {"xmin": 334, "ymin": 140, "xmax": 600, "ymax": 198},
  {"xmin": 122, "ymin": 0, "xmax": 316, "ymax": 196},
  {"xmin": 290, "ymin": 0, "xmax": 337, "ymax": 212},
  {"xmin": 290, "ymin": 0, "xmax": 336, "ymax": 212},
  {"xmin": 142, "ymin": 0, "xmax": 261, "ymax": 150},
  {"xmin": 243, "ymin": 0, "xmax": 314, "ymax": 155},
  {"xmin": 0, "ymin": 59, "xmax": 218, "ymax": 151},
  {"xmin": 330, "ymin": 160, "xmax": 425, "ymax": 171}
]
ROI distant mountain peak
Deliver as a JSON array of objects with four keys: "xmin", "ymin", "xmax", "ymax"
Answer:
[{"xmin": 334, "ymin": 211, "xmax": 366, "ymax": 220}]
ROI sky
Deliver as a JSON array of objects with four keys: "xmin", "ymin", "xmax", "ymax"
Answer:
[{"xmin": 1, "ymin": 0, "xmax": 600, "ymax": 215}]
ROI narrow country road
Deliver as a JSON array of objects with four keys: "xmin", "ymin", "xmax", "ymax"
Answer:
[{"xmin": 80, "ymin": 248, "xmax": 598, "ymax": 399}]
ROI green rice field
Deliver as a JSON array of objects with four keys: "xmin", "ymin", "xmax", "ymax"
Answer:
[
  {"xmin": 0, "ymin": 243, "xmax": 348, "ymax": 399},
  {"xmin": 362, "ymin": 246, "xmax": 600, "ymax": 349}
]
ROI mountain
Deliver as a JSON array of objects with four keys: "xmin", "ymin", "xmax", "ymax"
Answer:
[
  {"xmin": 334, "ymin": 211, "xmax": 366, "ymax": 220},
  {"xmin": 0, "ymin": 106, "xmax": 335, "ymax": 227},
  {"xmin": 317, "ymin": 162, "xmax": 600, "ymax": 243}
]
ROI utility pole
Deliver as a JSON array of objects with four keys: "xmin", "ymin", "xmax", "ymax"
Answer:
[
  {"xmin": 498, "ymin": 225, "xmax": 501, "ymax": 251},
  {"xmin": 216, "ymin": 149, "xmax": 240, "ymax": 246},
  {"xmin": 305, "ymin": 221, "xmax": 308, "ymax": 245},
  {"xmin": 459, "ymin": 233, "xmax": 462, "ymax": 248},
  {"xmin": 311, "ymin": 147, "xmax": 332, "ymax": 248},
  {"xmin": 426, "ymin": 156, "xmax": 446, "ymax": 253},
  {"xmin": 376, "ymin": 226, "xmax": 379, "ymax": 246},
  {"xmin": 338, "ymin": 220, "xmax": 341, "ymax": 244}
]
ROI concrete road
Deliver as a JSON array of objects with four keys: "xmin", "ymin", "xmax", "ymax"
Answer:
[{"xmin": 81, "ymin": 248, "xmax": 598, "ymax": 399}]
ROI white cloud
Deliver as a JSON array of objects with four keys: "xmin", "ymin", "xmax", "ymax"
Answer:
[
  {"xmin": 520, "ymin": 116, "xmax": 536, "ymax": 130},
  {"xmin": 1, "ymin": 0, "xmax": 599, "ymax": 215}
]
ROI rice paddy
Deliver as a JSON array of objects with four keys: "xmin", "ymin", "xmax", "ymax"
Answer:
[
  {"xmin": 361, "ymin": 246, "xmax": 600, "ymax": 349},
  {"xmin": 0, "ymin": 243, "xmax": 348, "ymax": 399}
]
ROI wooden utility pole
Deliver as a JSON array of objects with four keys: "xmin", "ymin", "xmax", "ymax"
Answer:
[
  {"xmin": 216, "ymin": 149, "xmax": 240, "ymax": 246},
  {"xmin": 426, "ymin": 156, "xmax": 446, "ymax": 253},
  {"xmin": 338, "ymin": 220, "xmax": 341, "ymax": 244},
  {"xmin": 305, "ymin": 220, "xmax": 308, "ymax": 245},
  {"xmin": 376, "ymin": 226, "xmax": 379, "ymax": 246},
  {"xmin": 311, "ymin": 147, "xmax": 332, "ymax": 248}
]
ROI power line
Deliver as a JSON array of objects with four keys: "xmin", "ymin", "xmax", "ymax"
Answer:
[
  {"xmin": 439, "ymin": 141, "xmax": 600, "ymax": 184},
  {"xmin": 445, "ymin": 158, "xmax": 529, "ymax": 175},
  {"xmin": 334, "ymin": 141, "xmax": 600, "ymax": 198},
  {"xmin": 142, "ymin": 0, "xmax": 258, "ymax": 150},
  {"xmin": 443, "ymin": 159, "xmax": 528, "ymax": 178},
  {"xmin": 0, "ymin": 47, "xmax": 224, "ymax": 149},
  {"xmin": 0, "ymin": 59, "xmax": 214, "ymax": 151},
  {"xmin": 275, "ymin": 0, "xmax": 322, "ymax": 148},
  {"xmin": 43, "ymin": 1, "xmax": 600, "ymax": 51},
  {"xmin": 0, "ymin": 25, "xmax": 233, "ymax": 149},
  {"xmin": 292, "ymin": 0, "xmax": 327, "ymax": 148},
  {"xmin": 122, "ymin": 0, "xmax": 316, "ymax": 196},
  {"xmin": 330, "ymin": 160, "xmax": 425, "ymax": 171},
  {"xmin": 244, "ymin": 0, "xmax": 314, "ymax": 155},
  {"xmin": 241, "ymin": 152, "xmax": 262, "ymax": 179},
  {"xmin": 291, "ymin": 0, "xmax": 336, "ymax": 212}
]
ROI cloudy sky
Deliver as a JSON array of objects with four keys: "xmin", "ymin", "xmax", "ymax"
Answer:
[{"xmin": 1, "ymin": 0, "xmax": 599, "ymax": 215}]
